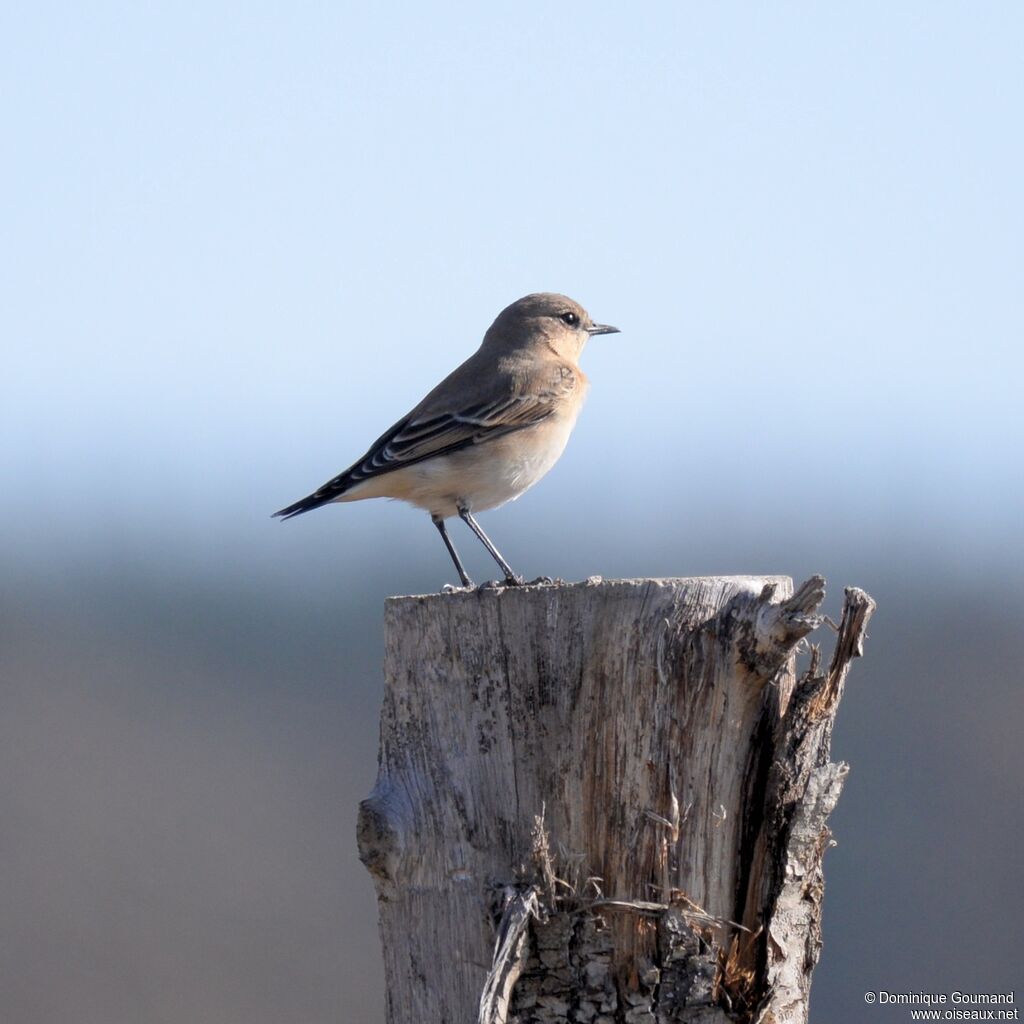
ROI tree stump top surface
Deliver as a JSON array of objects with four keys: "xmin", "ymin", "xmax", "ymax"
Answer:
[{"xmin": 388, "ymin": 574, "xmax": 794, "ymax": 605}]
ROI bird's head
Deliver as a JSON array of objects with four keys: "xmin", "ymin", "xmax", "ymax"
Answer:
[{"xmin": 482, "ymin": 292, "xmax": 619, "ymax": 361}]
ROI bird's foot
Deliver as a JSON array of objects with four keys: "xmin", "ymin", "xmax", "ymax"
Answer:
[
  {"xmin": 441, "ymin": 581, "xmax": 475, "ymax": 594},
  {"xmin": 475, "ymin": 575, "xmax": 525, "ymax": 591}
]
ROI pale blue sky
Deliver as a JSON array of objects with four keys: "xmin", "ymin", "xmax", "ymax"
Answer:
[{"xmin": 3, "ymin": 2, "xmax": 1022, "ymax": 583}]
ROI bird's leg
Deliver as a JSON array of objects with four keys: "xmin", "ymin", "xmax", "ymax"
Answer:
[
  {"xmin": 457, "ymin": 506, "xmax": 524, "ymax": 586},
  {"xmin": 433, "ymin": 516, "xmax": 474, "ymax": 588}
]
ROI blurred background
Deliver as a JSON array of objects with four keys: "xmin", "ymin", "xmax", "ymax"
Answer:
[{"xmin": 2, "ymin": 3, "xmax": 1021, "ymax": 1022}]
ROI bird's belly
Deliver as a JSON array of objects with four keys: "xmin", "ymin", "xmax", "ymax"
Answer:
[
  {"xmin": 343, "ymin": 414, "xmax": 578, "ymax": 519},
  {"xmin": 458, "ymin": 419, "xmax": 575, "ymax": 512}
]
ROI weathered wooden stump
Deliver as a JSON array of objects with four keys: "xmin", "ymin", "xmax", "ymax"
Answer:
[{"xmin": 358, "ymin": 576, "xmax": 875, "ymax": 1024}]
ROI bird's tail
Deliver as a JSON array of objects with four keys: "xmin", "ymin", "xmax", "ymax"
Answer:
[
  {"xmin": 273, "ymin": 460, "xmax": 363, "ymax": 520},
  {"xmin": 272, "ymin": 489, "xmax": 338, "ymax": 521}
]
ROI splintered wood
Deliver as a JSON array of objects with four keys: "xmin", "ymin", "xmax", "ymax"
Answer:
[{"xmin": 358, "ymin": 576, "xmax": 875, "ymax": 1024}]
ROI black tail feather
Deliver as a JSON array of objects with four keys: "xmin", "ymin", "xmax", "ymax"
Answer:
[{"xmin": 272, "ymin": 491, "xmax": 335, "ymax": 520}]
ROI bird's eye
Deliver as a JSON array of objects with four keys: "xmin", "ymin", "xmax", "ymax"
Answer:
[{"xmin": 560, "ymin": 311, "xmax": 579, "ymax": 326}]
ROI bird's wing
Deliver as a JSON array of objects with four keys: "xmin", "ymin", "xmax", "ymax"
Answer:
[{"xmin": 274, "ymin": 366, "xmax": 576, "ymax": 519}]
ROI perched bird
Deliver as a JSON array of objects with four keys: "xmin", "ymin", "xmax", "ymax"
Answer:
[{"xmin": 274, "ymin": 292, "xmax": 619, "ymax": 587}]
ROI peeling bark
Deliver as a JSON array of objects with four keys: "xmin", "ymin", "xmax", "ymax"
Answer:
[{"xmin": 358, "ymin": 577, "xmax": 875, "ymax": 1024}]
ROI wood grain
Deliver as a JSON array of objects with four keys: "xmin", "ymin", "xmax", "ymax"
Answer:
[{"xmin": 358, "ymin": 576, "xmax": 874, "ymax": 1024}]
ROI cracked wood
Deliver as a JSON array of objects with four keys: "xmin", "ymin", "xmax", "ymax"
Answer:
[{"xmin": 358, "ymin": 576, "xmax": 874, "ymax": 1024}]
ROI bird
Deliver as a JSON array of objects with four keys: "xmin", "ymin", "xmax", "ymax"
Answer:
[{"xmin": 273, "ymin": 292, "xmax": 619, "ymax": 588}]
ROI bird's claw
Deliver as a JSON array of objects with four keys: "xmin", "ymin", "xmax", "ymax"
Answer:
[
  {"xmin": 441, "ymin": 581, "xmax": 476, "ymax": 594},
  {"xmin": 475, "ymin": 576, "xmax": 524, "ymax": 591}
]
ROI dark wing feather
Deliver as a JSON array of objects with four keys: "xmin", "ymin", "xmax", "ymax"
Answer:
[{"xmin": 272, "ymin": 391, "xmax": 562, "ymax": 520}]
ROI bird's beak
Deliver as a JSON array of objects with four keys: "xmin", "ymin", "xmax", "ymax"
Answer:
[{"xmin": 587, "ymin": 323, "xmax": 620, "ymax": 336}]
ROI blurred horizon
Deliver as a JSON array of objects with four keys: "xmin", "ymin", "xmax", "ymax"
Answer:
[{"xmin": 2, "ymin": 2, "xmax": 1022, "ymax": 1022}]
